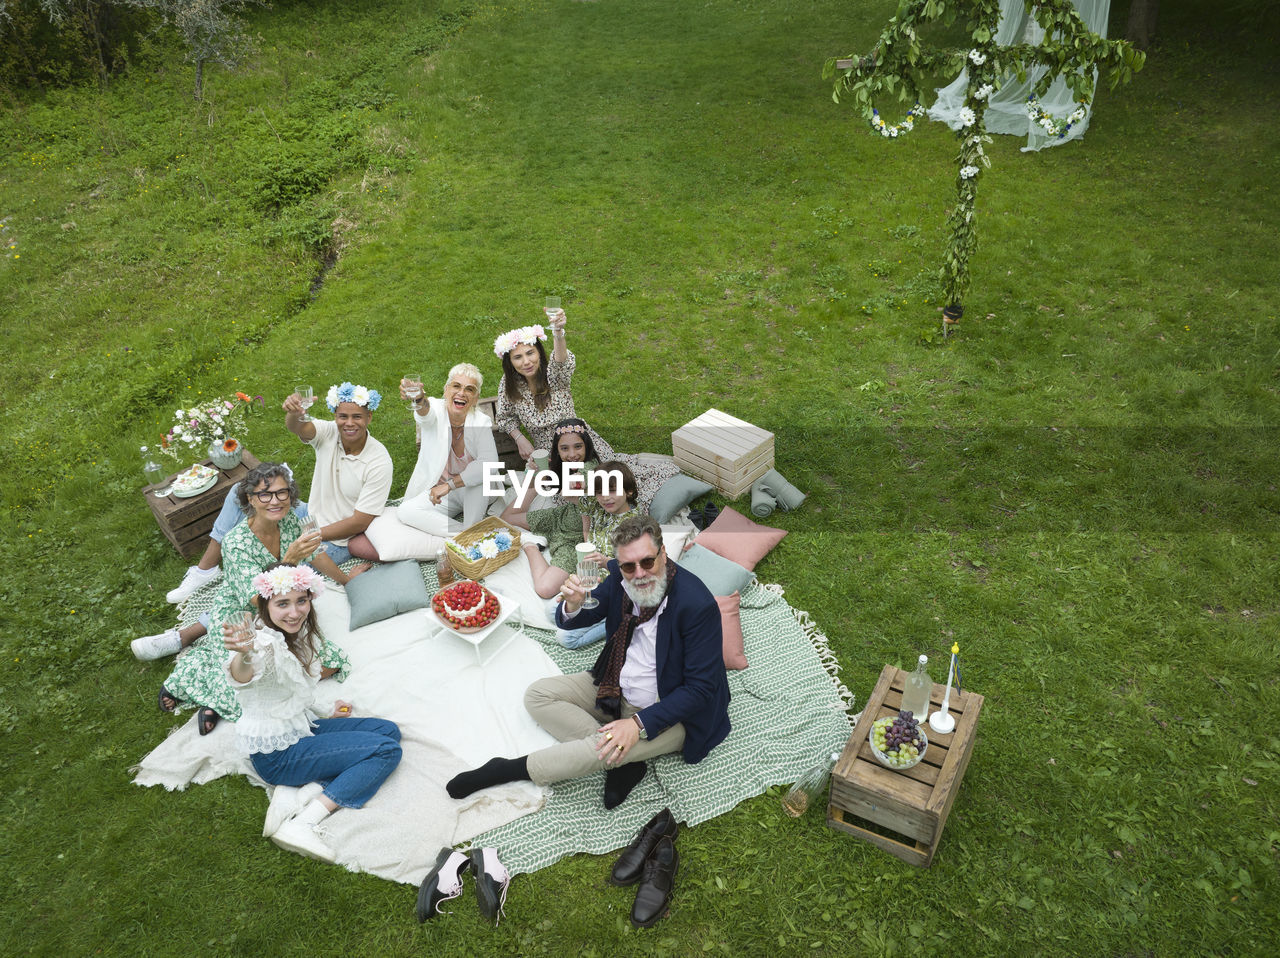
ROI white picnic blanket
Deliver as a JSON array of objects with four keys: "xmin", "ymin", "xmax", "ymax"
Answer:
[{"xmin": 133, "ymin": 583, "xmax": 561, "ymax": 885}]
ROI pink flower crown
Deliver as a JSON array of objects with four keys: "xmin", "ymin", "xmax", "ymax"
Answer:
[
  {"xmin": 493, "ymin": 324, "xmax": 547, "ymax": 358},
  {"xmin": 252, "ymin": 564, "xmax": 326, "ymax": 599},
  {"xmin": 554, "ymin": 423, "xmax": 586, "ymax": 436}
]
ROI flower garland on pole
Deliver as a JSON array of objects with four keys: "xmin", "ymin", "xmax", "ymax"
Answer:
[{"xmin": 825, "ymin": 0, "xmax": 1144, "ymax": 336}]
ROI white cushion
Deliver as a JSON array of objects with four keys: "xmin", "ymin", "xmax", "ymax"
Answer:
[{"xmin": 364, "ymin": 506, "xmax": 446, "ymax": 561}]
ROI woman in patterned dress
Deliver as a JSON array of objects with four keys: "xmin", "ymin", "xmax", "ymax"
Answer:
[
  {"xmin": 157, "ymin": 463, "xmax": 364, "ymax": 735},
  {"xmin": 492, "ymin": 311, "xmax": 679, "ymax": 512}
]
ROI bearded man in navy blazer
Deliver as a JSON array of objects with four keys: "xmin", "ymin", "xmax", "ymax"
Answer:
[{"xmin": 447, "ymin": 514, "xmax": 731, "ymax": 809}]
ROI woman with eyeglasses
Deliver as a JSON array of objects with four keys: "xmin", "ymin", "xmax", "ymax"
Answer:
[{"xmin": 155, "ymin": 462, "xmax": 369, "ymax": 735}]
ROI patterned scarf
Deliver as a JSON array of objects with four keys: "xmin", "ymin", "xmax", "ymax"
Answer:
[{"xmin": 591, "ymin": 559, "xmax": 678, "ymax": 718}]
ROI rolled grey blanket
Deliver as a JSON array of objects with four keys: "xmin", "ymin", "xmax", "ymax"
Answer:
[
  {"xmin": 752, "ymin": 469, "xmax": 806, "ymax": 514},
  {"xmin": 750, "ymin": 484, "xmax": 778, "ymax": 518}
]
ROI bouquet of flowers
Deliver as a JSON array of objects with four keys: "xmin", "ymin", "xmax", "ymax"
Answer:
[
  {"xmin": 448, "ymin": 527, "xmax": 514, "ymax": 562},
  {"xmin": 160, "ymin": 391, "xmax": 262, "ymax": 461}
]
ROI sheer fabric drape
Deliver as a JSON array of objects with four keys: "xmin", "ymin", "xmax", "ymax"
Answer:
[{"xmin": 928, "ymin": 0, "xmax": 1111, "ymax": 151}]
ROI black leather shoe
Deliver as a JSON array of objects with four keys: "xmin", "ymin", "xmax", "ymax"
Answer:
[
  {"xmin": 610, "ymin": 807, "xmax": 679, "ymax": 886},
  {"xmin": 630, "ymin": 835, "xmax": 677, "ymax": 928},
  {"xmin": 415, "ymin": 847, "xmax": 469, "ymax": 922},
  {"xmin": 469, "ymin": 847, "xmax": 511, "ymax": 924}
]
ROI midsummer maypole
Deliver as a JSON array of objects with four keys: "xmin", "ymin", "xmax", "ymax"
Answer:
[{"xmin": 825, "ymin": 0, "xmax": 1143, "ymax": 336}]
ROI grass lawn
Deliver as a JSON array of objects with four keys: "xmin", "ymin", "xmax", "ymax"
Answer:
[{"xmin": 1, "ymin": 0, "xmax": 1277, "ymax": 954}]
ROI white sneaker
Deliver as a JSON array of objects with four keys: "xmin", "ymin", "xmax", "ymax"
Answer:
[
  {"xmin": 131, "ymin": 628, "xmax": 182, "ymax": 661},
  {"xmin": 166, "ymin": 565, "xmax": 219, "ymax": 604},
  {"xmin": 271, "ymin": 815, "xmax": 336, "ymax": 863},
  {"xmin": 264, "ymin": 782, "xmax": 326, "ymax": 838}
]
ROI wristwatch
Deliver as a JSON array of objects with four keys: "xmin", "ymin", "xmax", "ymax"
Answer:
[{"xmin": 632, "ymin": 714, "xmax": 647, "ymax": 739}]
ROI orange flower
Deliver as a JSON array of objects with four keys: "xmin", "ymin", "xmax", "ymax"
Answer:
[
  {"xmin": 235, "ymin": 392, "xmax": 251, "ymax": 403},
  {"xmin": 222, "ymin": 438, "xmax": 239, "ymax": 452}
]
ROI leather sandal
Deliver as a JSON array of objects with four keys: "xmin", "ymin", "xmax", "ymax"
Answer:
[
  {"xmin": 196, "ymin": 707, "xmax": 220, "ymax": 736},
  {"xmin": 157, "ymin": 686, "xmax": 179, "ymax": 714}
]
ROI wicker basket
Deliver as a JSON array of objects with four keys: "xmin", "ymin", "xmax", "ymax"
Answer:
[{"xmin": 445, "ymin": 516, "xmax": 523, "ymax": 580}]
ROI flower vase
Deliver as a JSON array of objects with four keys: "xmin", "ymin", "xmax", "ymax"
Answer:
[{"xmin": 208, "ymin": 438, "xmax": 244, "ymax": 470}]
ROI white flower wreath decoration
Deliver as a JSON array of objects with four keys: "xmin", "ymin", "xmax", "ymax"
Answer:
[
  {"xmin": 868, "ymin": 102, "xmax": 927, "ymax": 139},
  {"xmin": 1026, "ymin": 97, "xmax": 1089, "ymax": 139}
]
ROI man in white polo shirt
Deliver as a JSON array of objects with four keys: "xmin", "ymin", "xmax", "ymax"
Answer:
[
  {"xmin": 283, "ymin": 380, "xmax": 394, "ymax": 567},
  {"xmin": 131, "ymin": 381, "xmax": 393, "ymax": 662}
]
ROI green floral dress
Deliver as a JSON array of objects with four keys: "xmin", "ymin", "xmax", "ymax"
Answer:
[{"xmin": 163, "ymin": 515, "xmax": 349, "ymax": 718}]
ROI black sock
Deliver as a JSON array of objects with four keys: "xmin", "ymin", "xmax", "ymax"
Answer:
[
  {"xmin": 603, "ymin": 762, "xmax": 647, "ymax": 810},
  {"xmin": 446, "ymin": 756, "xmax": 530, "ymax": 799}
]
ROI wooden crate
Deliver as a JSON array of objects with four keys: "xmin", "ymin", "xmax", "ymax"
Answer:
[
  {"xmin": 143, "ymin": 452, "xmax": 261, "ymax": 558},
  {"xmin": 671, "ymin": 408, "xmax": 775, "ymax": 498},
  {"xmin": 827, "ymin": 664, "xmax": 983, "ymax": 867}
]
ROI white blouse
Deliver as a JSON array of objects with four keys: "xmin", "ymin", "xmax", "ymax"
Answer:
[{"xmin": 224, "ymin": 626, "xmax": 330, "ymax": 756}]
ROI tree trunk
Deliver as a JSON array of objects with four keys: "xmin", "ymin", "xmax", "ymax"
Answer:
[
  {"xmin": 194, "ymin": 58, "xmax": 204, "ymax": 100},
  {"xmin": 1126, "ymin": 0, "xmax": 1160, "ymax": 50}
]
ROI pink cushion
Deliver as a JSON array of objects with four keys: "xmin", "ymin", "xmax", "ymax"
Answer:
[
  {"xmin": 346, "ymin": 533, "xmax": 380, "ymax": 561},
  {"xmin": 693, "ymin": 506, "xmax": 786, "ymax": 571},
  {"xmin": 717, "ymin": 591, "xmax": 748, "ymax": 670}
]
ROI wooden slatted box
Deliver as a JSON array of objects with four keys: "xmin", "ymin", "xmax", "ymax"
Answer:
[
  {"xmin": 143, "ymin": 452, "xmax": 261, "ymax": 558},
  {"xmin": 827, "ymin": 664, "xmax": 984, "ymax": 867},
  {"xmin": 671, "ymin": 408, "xmax": 775, "ymax": 498}
]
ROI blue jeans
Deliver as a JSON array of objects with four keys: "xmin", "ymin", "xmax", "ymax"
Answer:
[
  {"xmin": 558, "ymin": 619, "xmax": 607, "ymax": 650},
  {"xmin": 211, "ymin": 489, "xmax": 309, "ymax": 543},
  {"xmin": 249, "ymin": 717, "xmax": 402, "ymax": 809},
  {"xmin": 316, "ymin": 541, "xmax": 352, "ymax": 565}
]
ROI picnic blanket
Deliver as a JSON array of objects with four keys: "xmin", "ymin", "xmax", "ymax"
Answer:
[
  {"xmin": 474, "ymin": 580, "xmax": 855, "ymax": 874},
  {"xmin": 135, "ymin": 561, "xmax": 855, "ymax": 882},
  {"xmin": 133, "ymin": 568, "xmax": 560, "ymax": 885}
]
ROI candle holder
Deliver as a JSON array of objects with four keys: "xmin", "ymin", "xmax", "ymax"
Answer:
[{"xmin": 929, "ymin": 641, "xmax": 960, "ymax": 734}]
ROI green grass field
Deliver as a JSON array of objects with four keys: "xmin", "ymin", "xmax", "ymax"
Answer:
[{"xmin": 1, "ymin": 0, "xmax": 1277, "ymax": 954}]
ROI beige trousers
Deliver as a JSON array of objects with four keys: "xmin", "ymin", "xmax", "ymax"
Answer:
[{"xmin": 523, "ymin": 672, "xmax": 685, "ymax": 785}]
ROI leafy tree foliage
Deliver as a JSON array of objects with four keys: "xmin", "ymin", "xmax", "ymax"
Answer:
[{"xmin": 826, "ymin": 0, "xmax": 1143, "ymax": 327}]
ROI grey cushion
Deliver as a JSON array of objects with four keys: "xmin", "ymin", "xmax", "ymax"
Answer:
[
  {"xmin": 346, "ymin": 560, "xmax": 430, "ymax": 630},
  {"xmin": 648, "ymin": 473, "xmax": 715, "ymax": 523},
  {"xmin": 674, "ymin": 542, "xmax": 754, "ymax": 596}
]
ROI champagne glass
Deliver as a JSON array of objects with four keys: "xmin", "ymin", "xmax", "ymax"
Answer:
[
  {"xmin": 575, "ymin": 543, "xmax": 600, "ymax": 610},
  {"xmin": 225, "ymin": 610, "xmax": 255, "ymax": 661},
  {"xmin": 544, "ymin": 296, "xmax": 563, "ymax": 329},
  {"xmin": 300, "ymin": 514, "xmax": 322, "ymax": 549},
  {"xmin": 404, "ymin": 372, "xmax": 424, "ymax": 410},
  {"xmin": 297, "ymin": 385, "xmax": 315, "ymax": 423}
]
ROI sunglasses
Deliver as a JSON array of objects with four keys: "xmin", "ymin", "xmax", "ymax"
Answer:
[
  {"xmin": 618, "ymin": 551, "xmax": 662, "ymax": 575},
  {"xmin": 252, "ymin": 488, "xmax": 292, "ymax": 503}
]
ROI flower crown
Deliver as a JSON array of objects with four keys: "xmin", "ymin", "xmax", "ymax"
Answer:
[
  {"xmin": 554, "ymin": 423, "xmax": 586, "ymax": 436},
  {"xmin": 252, "ymin": 564, "xmax": 326, "ymax": 599},
  {"xmin": 326, "ymin": 382, "xmax": 383, "ymax": 412},
  {"xmin": 493, "ymin": 324, "xmax": 547, "ymax": 358}
]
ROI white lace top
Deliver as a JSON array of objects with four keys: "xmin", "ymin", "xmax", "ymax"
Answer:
[{"xmin": 224, "ymin": 625, "xmax": 345, "ymax": 756}]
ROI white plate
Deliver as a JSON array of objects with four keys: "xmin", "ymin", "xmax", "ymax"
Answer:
[
  {"xmin": 429, "ymin": 587, "xmax": 518, "ymax": 647},
  {"xmin": 172, "ymin": 473, "xmax": 219, "ymax": 499}
]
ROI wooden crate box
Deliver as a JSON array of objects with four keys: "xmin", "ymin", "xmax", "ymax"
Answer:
[
  {"xmin": 671, "ymin": 408, "xmax": 774, "ymax": 498},
  {"xmin": 143, "ymin": 452, "xmax": 261, "ymax": 559},
  {"xmin": 827, "ymin": 664, "xmax": 984, "ymax": 867}
]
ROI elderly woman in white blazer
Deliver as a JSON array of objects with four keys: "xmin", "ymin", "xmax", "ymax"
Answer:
[{"xmin": 398, "ymin": 363, "xmax": 501, "ymax": 536}]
